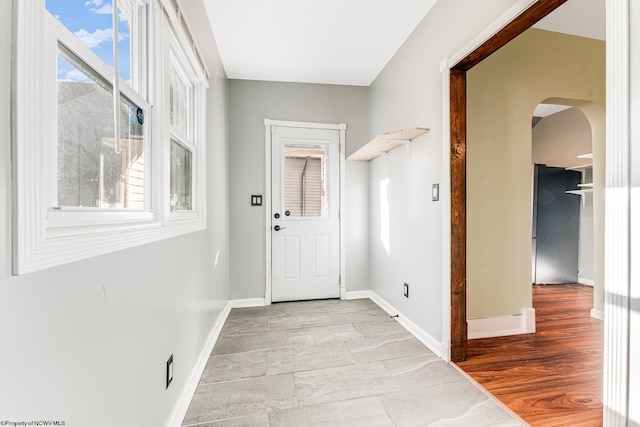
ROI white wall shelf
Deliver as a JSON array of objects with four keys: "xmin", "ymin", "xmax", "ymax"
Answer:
[
  {"xmin": 567, "ymin": 188, "xmax": 593, "ymax": 195},
  {"xmin": 565, "ymin": 163, "xmax": 592, "ymax": 171},
  {"xmin": 347, "ymin": 127, "xmax": 429, "ymax": 162},
  {"xmin": 565, "ymin": 157, "xmax": 593, "ymax": 206}
]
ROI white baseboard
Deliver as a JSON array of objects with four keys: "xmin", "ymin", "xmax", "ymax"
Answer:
[
  {"xmin": 342, "ymin": 290, "xmax": 372, "ymax": 300},
  {"xmin": 590, "ymin": 308, "xmax": 604, "ymax": 320},
  {"xmin": 229, "ymin": 298, "xmax": 266, "ymax": 308},
  {"xmin": 167, "ymin": 301, "xmax": 233, "ymax": 427},
  {"xmin": 364, "ymin": 291, "xmax": 447, "ymax": 359},
  {"xmin": 578, "ymin": 277, "xmax": 595, "ymax": 287},
  {"xmin": 467, "ymin": 308, "xmax": 536, "ymax": 339}
]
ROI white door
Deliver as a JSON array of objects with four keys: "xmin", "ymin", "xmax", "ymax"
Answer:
[{"xmin": 271, "ymin": 125, "xmax": 340, "ymax": 302}]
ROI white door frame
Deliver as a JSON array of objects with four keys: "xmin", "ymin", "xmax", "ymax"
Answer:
[{"xmin": 264, "ymin": 119, "xmax": 347, "ymax": 305}]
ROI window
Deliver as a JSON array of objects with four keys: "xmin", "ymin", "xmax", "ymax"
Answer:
[
  {"xmin": 55, "ymin": 45, "xmax": 147, "ymax": 209},
  {"xmin": 12, "ymin": 0, "xmax": 208, "ymax": 274},
  {"xmin": 168, "ymin": 40, "xmax": 199, "ymax": 213},
  {"xmin": 283, "ymin": 146, "xmax": 327, "ymax": 217},
  {"xmin": 47, "ymin": 0, "xmax": 149, "ymax": 210}
]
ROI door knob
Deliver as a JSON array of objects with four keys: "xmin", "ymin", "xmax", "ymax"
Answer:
[{"xmin": 274, "ymin": 225, "xmax": 286, "ymax": 231}]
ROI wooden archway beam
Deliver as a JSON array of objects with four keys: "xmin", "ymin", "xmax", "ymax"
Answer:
[{"xmin": 449, "ymin": 0, "xmax": 568, "ymax": 362}]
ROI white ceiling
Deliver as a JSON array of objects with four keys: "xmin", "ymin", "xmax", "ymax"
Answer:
[
  {"xmin": 533, "ymin": 0, "xmax": 605, "ymax": 41},
  {"xmin": 203, "ymin": 0, "xmax": 437, "ymax": 86},
  {"xmin": 203, "ymin": 0, "xmax": 605, "ymax": 87}
]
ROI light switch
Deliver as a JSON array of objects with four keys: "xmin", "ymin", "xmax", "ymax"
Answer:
[
  {"xmin": 251, "ymin": 195, "xmax": 262, "ymax": 206},
  {"xmin": 432, "ymin": 184, "xmax": 439, "ymax": 201}
]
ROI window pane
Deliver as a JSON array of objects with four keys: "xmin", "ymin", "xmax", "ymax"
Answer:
[
  {"xmin": 119, "ymin": 96, "xmax": 146, "ymax": 209},
  {"xmin": 170, "ymin": 64, "xmax": 189, "ymax": 138},
  {"xmin": 117, "ymin": 0, "xmax": 134, "ymax": 84},
  {"xmin": 56, "ymin": 46, "xmax": 145, "ymax": 209},
  {"xmin": 46, "ymin": 0, "xmax": 135, "ymax": 84},
  {"xmin": 283, "ymin": 146, "xmax": 327, "ymax": 218},
  {"xmin": 170, "ymin": 140, "xmax": 193, "ymax": 211}
]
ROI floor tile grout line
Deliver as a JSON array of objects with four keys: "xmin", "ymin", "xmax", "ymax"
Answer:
[{"xmin": 183, "ymin": 299, "xmax": 524, "ymax": 427}]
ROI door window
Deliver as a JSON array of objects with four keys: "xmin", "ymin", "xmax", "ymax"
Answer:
[{"xmin": 282, "ymin": 145, "xmax": 327, "ymax": 218}]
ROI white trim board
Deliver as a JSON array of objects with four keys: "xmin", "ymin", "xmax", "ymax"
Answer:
[
  {"xmin": 167, "ymin": 301, "xmax": 232, "ymax": 427},
  {"xmin": 362, "ymin": 291, "xmax": 448, "ymax": 359},
  {"xmin": 342, "ymin": 290, "xmax": 372, "ymax": 300},
  {"xmin": 578, "ymin": 277, "xmax": 595, "ymax": 287},
  {"xmin": 467, "ymin": 308, "xmax": 536, "ymax": 339},
  {"xmin": 229, "ymin": 298, "xmax": 266, "ymax": 308},
  {"xmin": 448, "ymin": 0, "xmax": 536, "ymax": 67},
  {"xmin": 590, "ymin": 308, "xmax": 604, "ymax": 321},
  {"xmin": 167, "ymin": 297, "xmax": 266, "ymax": 427},
  {"xmin": 440, "ymin": 57, "xmax": 452, "ymax": 362}
]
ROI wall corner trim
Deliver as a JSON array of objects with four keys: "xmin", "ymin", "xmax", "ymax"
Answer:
[
  {"xmin": 467, "ymin": 308, "xmax": 536, "ymax": 339},
  {"xmin": 167, "ymin": 301, "xmax": 233, "ymax": 427}
]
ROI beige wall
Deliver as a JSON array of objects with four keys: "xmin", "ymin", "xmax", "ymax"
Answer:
[
  {"xmin": 533, "ymin": 108, "xmax": 592, "ymax": 168},
  {"xmin": 467, "ymin": 28, "xmax": 605, "ymax": 318}
]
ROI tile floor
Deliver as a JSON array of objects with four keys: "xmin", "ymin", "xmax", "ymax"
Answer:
[{"xmin": 182, "ymin": 298, "xmax": 524, "ymax": 426}]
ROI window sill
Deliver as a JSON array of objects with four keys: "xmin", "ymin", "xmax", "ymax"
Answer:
[{"xmin": 14, "ymin": 215, "xmax": 206, "ymax": 275}]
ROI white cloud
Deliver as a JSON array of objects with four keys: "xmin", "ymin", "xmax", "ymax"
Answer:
[
  {"xmin": 85, "ymin": 0, "xmax": 103, "ymax": 6},
  {"xmin": 74, "ymin": 28, "xmax": 127, "ymax": 48},
  {"xmin": 91, "ymin": 4, "xmax": 112, "ymax": 15},
  {"xmin": 63, "ymin": 69, "xmax": 93, "ymax": 83}
]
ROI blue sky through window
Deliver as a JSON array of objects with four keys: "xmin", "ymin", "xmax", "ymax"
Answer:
[{"xmin": 46, "ymin": 0, "xmax": 132, "ymax": 83}]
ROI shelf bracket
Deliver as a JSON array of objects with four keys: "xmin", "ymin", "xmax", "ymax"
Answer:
[{"xmin": 380, "ymin": 139, "xmax": 413, "ymax": 166}]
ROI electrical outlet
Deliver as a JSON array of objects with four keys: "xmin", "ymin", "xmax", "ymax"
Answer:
[
  {"xmin": 166, "ymin": 354, "xmax": 173, "ymax": 389},
  {"xmin": 404, "ymin": 282, "xmax": 409, "ymax": 298}
]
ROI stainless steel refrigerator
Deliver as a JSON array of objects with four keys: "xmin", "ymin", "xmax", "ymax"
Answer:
[{"xmin": 532, "ymin": 164, "xmax": 581, "ymax": 284}]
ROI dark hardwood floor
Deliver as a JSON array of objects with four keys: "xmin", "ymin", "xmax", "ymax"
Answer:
[{"xmin": 457, "ymin": 284, "xmax": 603, "ymax": 426}]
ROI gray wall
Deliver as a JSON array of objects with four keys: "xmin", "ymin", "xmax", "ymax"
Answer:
[
  {"xmin": 0, "ymin": 2, "xmax": 230, "ymax": 426},
  {"xmin": 228, "ymin": 80, "xmax": 369, "ymax": 299},
  {"xmin": 367, "ymin": 0, "xmax": 520, "ymax": 345}
]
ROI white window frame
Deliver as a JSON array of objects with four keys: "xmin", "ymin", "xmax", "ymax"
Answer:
[
  {"xmin": 45, "ymin": 7, "xmax": 153, "ymax": 220},
  {"xmin": 11, "ymin": 0, "xmax": 208, "ymax": 275},
  {"xmin": 167, "ymin": 31, "xmax": 203, "ymax": 219}
]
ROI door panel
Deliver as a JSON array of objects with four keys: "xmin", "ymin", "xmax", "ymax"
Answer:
[
  {"xmin": 312, "ymin": 234, "xmax": 330, "ymax": 279},
  {"xmin": 271, "ymin": 126, "xmax": 340, "ymax": 302},
  {"xmin": 283, "ymin": 235, "xmax": 300, "ymax": 280}
]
